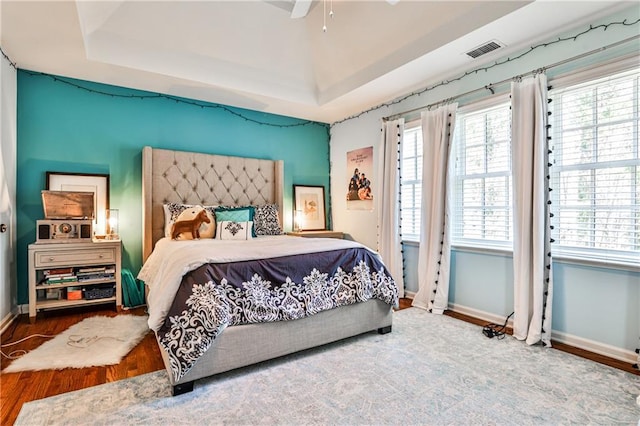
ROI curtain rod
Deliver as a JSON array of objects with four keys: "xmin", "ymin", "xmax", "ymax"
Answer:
[{"xmin": 383, "ymin": 34, "xmax": 639, "ymax": 122}]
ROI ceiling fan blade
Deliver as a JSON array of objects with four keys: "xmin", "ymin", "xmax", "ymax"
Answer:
[{"xmin": 291, "ymin": 0, "xmax": 313, "ymax": 19}]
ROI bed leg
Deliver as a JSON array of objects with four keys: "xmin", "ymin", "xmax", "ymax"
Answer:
[
  {"xmin": 377, "ymin": 325, "xmax": 392, "ymax": 334},
  {"xmin": 172, "ymin": 381, "xmax": 194, "ymax": 396}
]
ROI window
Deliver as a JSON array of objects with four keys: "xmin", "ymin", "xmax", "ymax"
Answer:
[
  {"xmin": 452, "ymin": 101, "xmax": 512, "ymax": 248},
  {"xmin": 549, "ymin": 67, "xmax": 639, "ymax": 264},
  {"xmin": 400, "ymin": 123, "xmax": 423, "ymax": 241},
  {"xmin": 397, "ymin": 62, "xmax": 639, "ymax": 266}
]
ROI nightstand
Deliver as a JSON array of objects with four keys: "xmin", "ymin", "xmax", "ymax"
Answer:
[
  {"xmin": 287, "ymin": 230, "xmax": 344, "ymax": 239},
  {"xmin": 28, "ymin": 240, "xmax": 122, "ymax": 322}
]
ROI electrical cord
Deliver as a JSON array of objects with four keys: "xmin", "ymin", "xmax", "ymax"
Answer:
[
  {"xmin": 482, "ymin": 312, "xmax": 514, "ymax": 340},
  {"xmin": 1, "ymin": 333, "xmax": 57, "ymax": 360},
  {"xmin": 2, "ymin": 333, "xmax": 126, "ymax": 359}
]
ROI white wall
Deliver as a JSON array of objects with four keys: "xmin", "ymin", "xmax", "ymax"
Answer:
[
  {"xmin": 330, "ymin": 6, "xmax": 640, "ymax": 361},
  {"xmin": 330, "ymin": 111, "xmax": 385, "ymax": 248},
  {"xmin": 0, "ymin": 10, "xmax": 19, "ymax": 330}
]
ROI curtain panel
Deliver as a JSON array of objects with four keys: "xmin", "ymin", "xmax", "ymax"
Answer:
[
  {"xmin": 511, "ymin": 74, "xmax": 554, "ymax": 346},
  {"xmin": 377, "ymin": 118, "xmax": 405, "ymax": 298},
  {"xmin": 412, "ymin": 104, "xmax": 457, "ymax": 314}
]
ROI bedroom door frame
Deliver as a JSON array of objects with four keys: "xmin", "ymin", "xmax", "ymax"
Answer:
[{"xmin": 0, "ymin": 52, "xmax": 18, "ymax": 332}]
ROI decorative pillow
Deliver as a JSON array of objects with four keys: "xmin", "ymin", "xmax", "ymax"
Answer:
[
  {"xmin": 163, "ymin": 203, "xmax": 188, "ymax": 237},
  {"xmin": 163, "ymin": 203, "xmax": 216, "ymax": 240},
  {"xmin": 216, "ymin": 221, "xmax": 253, "ymax": 240},
  {"xmin": 214, "ymin": 206, "xmax": 255, "ymax": 237},
  {"xmin": 253, "ymin": 204, "xmax": 283, "ymax": 235}
]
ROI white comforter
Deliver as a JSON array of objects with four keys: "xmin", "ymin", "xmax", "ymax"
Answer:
[{"xmin": 138, "ymin": 235, "xmax": 373, "ymax": 331}]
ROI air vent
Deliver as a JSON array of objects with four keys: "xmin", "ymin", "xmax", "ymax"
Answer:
[{"xmin": 465, "ymin": 41, "xmax": 503, "ymax": 59}]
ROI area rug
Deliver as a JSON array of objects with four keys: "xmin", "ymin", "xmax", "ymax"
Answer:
[
  {"xmin": 15, "ymin": 308, "xmax": 640, "ymax": 425},
  {"xmin": 4, "ymin": 315, "xmax": 149, "ymax": 373}
]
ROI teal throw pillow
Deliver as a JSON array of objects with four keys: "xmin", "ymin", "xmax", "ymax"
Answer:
[{"xmin": 215, "ymin": 207, "xmax": 255, "ymax": 237}]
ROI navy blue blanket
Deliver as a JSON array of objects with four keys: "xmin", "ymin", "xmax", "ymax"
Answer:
[{"xmin": 158, "ymin": 247, "xmax": 398, "ymax": 381}]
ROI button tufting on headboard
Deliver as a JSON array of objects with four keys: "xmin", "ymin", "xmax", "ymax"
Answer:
[{"xmin": 142, "ymin": 146, "xmax": 284, "ymax": 262}]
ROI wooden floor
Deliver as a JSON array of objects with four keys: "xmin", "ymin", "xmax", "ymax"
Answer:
[
  {"xmin": 1, "ymin": 299, "xmax": 637, "ymax": 425},
  {"xmin": 0, "ymin": 305, "xmax": 164, "ymax": 426}
]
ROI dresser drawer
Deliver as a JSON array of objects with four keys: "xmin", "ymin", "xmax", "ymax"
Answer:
[{"xmin": 34, "ymin": 248, "xmax": 116, "ymax": 267}]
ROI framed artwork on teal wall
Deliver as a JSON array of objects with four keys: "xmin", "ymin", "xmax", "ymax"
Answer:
[
  {"xmin": 293, "ymin": 184, "xmax": 326, "ymax": 231},
  {"xmin": 46, "ymin": 172, "xmax": 109, "ymax": 235}
]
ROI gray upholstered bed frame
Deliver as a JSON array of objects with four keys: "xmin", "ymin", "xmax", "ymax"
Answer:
[{"xmin": 141, "ymin": 146, "xmax": 393, "ymax": 395}]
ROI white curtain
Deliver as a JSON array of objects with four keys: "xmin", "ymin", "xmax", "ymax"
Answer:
[
  {"xmin": 377, "ymin": 118, "xmax": 405, "ymax": 298},
  {"xmin": 511, "ymin": 73, "xmax": 553, "ymax": 346},
  {"xmin": 412, "ymin": 104, "xmax": 457, "ymax": 314}
]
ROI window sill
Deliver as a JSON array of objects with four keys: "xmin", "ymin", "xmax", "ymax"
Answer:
[
  {"xmin": 402, "ymin": 240, "xmax": 639, "ymax": 273},
  {"xmin": 551, "ymin": 253, "xmax": 639, "ymax": 273},
  {"xmin": 451, "ymin": 243, "xmax": 513, "ymax": 257}
]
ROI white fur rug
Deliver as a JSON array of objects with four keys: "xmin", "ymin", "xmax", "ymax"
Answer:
[{"xmin": 3, "ymin": 315, "xmax": 149, "ymax": 373}]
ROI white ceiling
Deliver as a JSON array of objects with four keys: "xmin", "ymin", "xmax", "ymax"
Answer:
[{"xmin": 0, "ymin": 1, "xmax": 633, "ymax": 123}]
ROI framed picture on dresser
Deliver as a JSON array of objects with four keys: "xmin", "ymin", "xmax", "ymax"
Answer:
[{"xmin": 46, "ymin": 172, "xmax": 109, "ymax": 235}]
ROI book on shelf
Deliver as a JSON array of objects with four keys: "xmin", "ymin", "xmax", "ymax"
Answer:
[
  {"xmin": 76, "ymin": 266, "xmax": 107, "ymax": 274},
  {"xmin": 43, "ymin": 267, "xmax": 74, "ymax": 276},
  {"xmin": 77, "ymin": 274, "xmax": 114, "ymax": 282},
  {"xmin": 44, "ymin": 272, "xmax": 75, "ymax": 279},
  {"xmin": 75, "ymin": 265, "xmax": 115, "ymax": 282},
  {"xmin": 46, "ymin": 276, "xmax": 78, "ymax": 284}
]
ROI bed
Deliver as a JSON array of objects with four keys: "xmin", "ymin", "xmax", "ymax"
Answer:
[{"xmin": 139, "ymin": 146, "xmax": 397, "ymax": 395}]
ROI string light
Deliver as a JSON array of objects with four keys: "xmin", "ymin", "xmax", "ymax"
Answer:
[
  {"xmin": 2, "ymin": 17, "xmax": 637, "ymax": 128},
  {"xmin": 0, "ymin": 46, "xmax": 17, "ymax": 69},
  {"xmin": 331, "ymin": 18, "xmax": 640, "ymax": 126},
  {"xmin": 19, "ymin": 70, "xmax": 326, "ymax": 129}
]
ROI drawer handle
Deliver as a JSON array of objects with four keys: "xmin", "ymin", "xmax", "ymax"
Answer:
[
  {"xmin": 99, "ymin": 254, "xmax": 104, "ymax": 258},
  {"xmin": 49, "ymin": 257, "xmax": 55, "ymax": 261}
]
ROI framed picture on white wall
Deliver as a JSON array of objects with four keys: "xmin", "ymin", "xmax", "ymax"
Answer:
[{"xmin": 346, "ymin": 146, "xmax": 373, "ymax": 211}]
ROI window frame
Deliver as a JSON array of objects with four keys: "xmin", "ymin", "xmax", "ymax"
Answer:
[
  {"xmin": 396, "ymin": 55, "xmax": 640, "ymax": 270},
  {"xmin": 548, "ymin": 59, "xmax": 640, "ymax": 269},
  {"xmin": 451, "ymin": 94, "xmax": 514, "ymax": 251},
  {"xmin": 399, "ymin": 120, "xmax": 423, "ymax": 242}
]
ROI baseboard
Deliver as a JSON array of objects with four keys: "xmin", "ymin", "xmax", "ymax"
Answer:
[
  {"xmin": 1, "ymin": 304, "xmax": 29, "ymax": 335},
  {"xmin": 551, "ymin": 329, "xmax": 637, "ymax": 364},
  {"xmin": 448, "ymin": 302, "xmax": 635, "ymax": 364},
  {"xmin": 1, "ymin": 311, "xmax": 17, "ymax": 335},
  {"xmin": 448, "ymin": 303, "xmax": 513, "ymax": 328}
]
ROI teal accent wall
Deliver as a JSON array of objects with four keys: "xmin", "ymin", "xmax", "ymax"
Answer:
[{"xmin": 16, "ymin": 71, "xmax": 330, "ymax": 305}]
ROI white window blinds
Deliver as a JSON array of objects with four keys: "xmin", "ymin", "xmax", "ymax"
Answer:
[
  {"xmin": 452, "ymin": 101, "xmax": 512, "ymax": 247},
  {"xmin": 400, "ymin": 123, "xmax": 422, "ymax": 241},
  {"xmin": 549, "ymin": 67, "xmax": 640, "ymax": 264}
]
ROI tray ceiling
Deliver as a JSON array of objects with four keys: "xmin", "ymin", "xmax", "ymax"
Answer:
[{"xmin": 1, "ymin": 1, "xmax": 632, "ymax": 123}]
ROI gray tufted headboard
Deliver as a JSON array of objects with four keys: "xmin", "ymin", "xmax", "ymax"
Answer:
[{"xmin": 142, "ymin": 146, "xmax": 284, "ymax": 262}]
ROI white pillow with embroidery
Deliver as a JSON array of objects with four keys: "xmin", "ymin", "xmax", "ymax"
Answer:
[
  {"xmin": 169, "ymin": 205, "xmax": 216, "ymax": 240},
  {"xmin": 163, "ymin": 203, "xmax": 217, "ymax": 238},
  {"xmin": 216, "ymin": 221, "xmax": 253, "ymax": 240}
]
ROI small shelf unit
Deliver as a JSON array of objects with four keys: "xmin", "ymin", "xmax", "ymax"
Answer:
[{"xmin": 28, "ymin": 240, "xmax": 122, "ymax": 322}]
